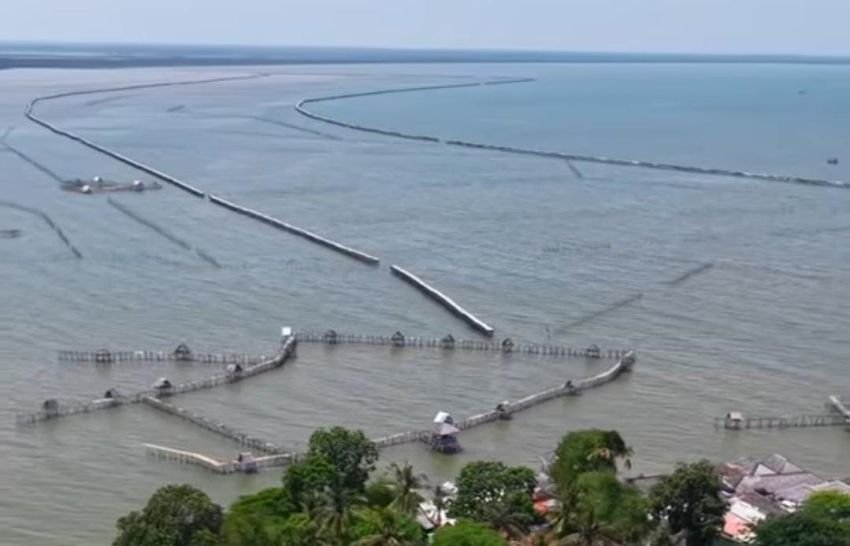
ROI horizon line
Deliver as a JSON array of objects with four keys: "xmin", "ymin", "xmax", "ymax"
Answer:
[{"xmin": 3, "ymin": 39, "xmax": 850, "ymax": 61}]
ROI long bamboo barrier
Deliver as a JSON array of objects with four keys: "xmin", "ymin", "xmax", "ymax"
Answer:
[
  {"xmin": 295, "ymin": 80, "xmax": 848, "ymax": 189},
  {"xmin": 390, "ymin": 265, "xmax": 493, "ymax": 336},
  {"xmin": 208, "ymin": 194, "xmax": 380, "ymax": 265}
]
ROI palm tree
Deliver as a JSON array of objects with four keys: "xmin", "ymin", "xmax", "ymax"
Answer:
[
  {"xmin": 425, "ymin": 484, "xmax": 450, "ymax": 528},
  {"xmin": 311, "ymin": 485, "xmax": 368, "ymax": 545},
  {"xmin": 584, "ymin": 431, "xmax": 634, "ymax": 472},
  {"xmin": 548, "ymin": 472, "xmax": 650, "ymax": 546},
  {"xmin": 388, "ymin": 462, "xmax": 427, "ymax": 515},
  {"xmin": 355, "ymin": 507, "xmax": 424, "ymax": 546}
]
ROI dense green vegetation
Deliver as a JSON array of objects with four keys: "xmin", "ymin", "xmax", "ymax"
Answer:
[
  {"xmin": 113, "ymin": 425, "xmax": 849, "ymax": 546},
  {"xmin": 754, "ymin": 490, "xmax": 850, "ymax": 546}
]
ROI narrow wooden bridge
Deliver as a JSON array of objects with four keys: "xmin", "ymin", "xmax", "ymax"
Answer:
[
  {"xmin": 144, "ymin": 351, "xmax": 636, "ymax": 475},
  {"xmin": 17, "ymin": 336, "xmax": 297, "ymax": 425},
  {"xmin": 58, "ymin": 344, "xmax": 270, "ymax": 365},
  {"xmin": 295, "ymin": 330, "xmax": 628, "ymax": 360},
  {"xmin": 716, "ymin": 409, "xmax": 850, "ymax": 430}
]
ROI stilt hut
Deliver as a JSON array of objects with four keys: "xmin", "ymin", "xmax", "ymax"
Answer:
[
  {"xmin": 152, "ymin": 377, "xmax": 173, "ymax": 396},
  {"xmin": 441, "ymin": 334, "xmax": 455, "ymax": 350},
  {"xmin": 501, "ymin": 338, "xmax": 514, "ymax": 353},
  {"xmin": 42, "ymin": 399, "xmax": 60, "ymax": 418},
  {"xmin": 104, "ymin": 388, "xmax": 122, "ymax": 399},
  {"xmin": 495, "ymin": 401, "xmax": 512, "ymax": 420},
  {"xmin": 724, "ymin": 412, "xmax": 744, "ymax": 430},
  {"xmin": 584, "ymin": 344, "xmax": 601, "ymax": 359},
  {"xmin": 323, "ymin": 329, "xmax": 338, "ymax": 345},
  {"xmin": 391, "ymin": 331, "xmax": 406, "ymax": 347},
  {"xmin": 237, "ymin": 452, "xmax": 258, "ymax": 474},
  {"xmin": 173, "ymin": 343, "xmax": 192, "ymax": 362},
  {"xmin": 430, "ymin": 411, "xmax": 461, "ymax": 454},
  {"xmin": 94, "ymin": 348, "xmax": 113, "ymax": 364}
]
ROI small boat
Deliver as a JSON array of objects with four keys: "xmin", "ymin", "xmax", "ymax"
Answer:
[{"xmin": 827, "ymin": 158, "xmax": 839, "ymax": 165}]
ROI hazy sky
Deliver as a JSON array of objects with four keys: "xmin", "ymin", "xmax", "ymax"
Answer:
[{"xmin": 4, "ymin": 0, "xmax": 850, "ymax": 55}]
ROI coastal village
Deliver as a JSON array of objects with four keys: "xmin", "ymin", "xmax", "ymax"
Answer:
[
  {"xmin": 4, "ymin": 41, "xmax": 850, "ymax": 546},
  {"xmin": 20, "ymin": 334, "xmax": 850, "ymax": 545}
]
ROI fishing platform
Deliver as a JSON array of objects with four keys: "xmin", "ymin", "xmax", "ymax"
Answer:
[{"xmin": 62, "ymin": 176, "xmax": 162, "ymax": 194}]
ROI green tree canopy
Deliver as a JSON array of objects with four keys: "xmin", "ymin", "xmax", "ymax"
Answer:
[
  {"xmin": 220, "ymin": 512, "xmax": 277, "ymax": 546},
  {"xmin": 449, "ymin": 461, "xmax": 537, "ymax": 537},
  {"xmin": 387, "ymin": 461, "xmax": 428, "ymax": 515},
  {"xmin": 802, "ymin": 490, "xmax": 850, "ymax": 524},
  {"xmin": 113, "ymin": 484, "xmax": 224, "ymax": 546},
  {"xmin": 550, "ymin": 471, "xmax": 651, "ymax": 546},
  {"xmin": 310, "ymin": 483, "xmax": 368, "ymax": 545},
  {"xmin": 228, "ymin": 486, "xmax": 289, "ymax": 522},
  {"xmin": 550, "ymin": 429, "xmax": 632, "ymax": 493},
  {"xmin": 276, "ymin": 512, "xmax": 321, "ymax": 546},
  {"xmin": 307, "ymin": 426, "xmax": 379, "ymax": 492},
  {"xmin": 365, "ymin": 479, "xmax": 397, "ymax": 509},
  {"xmin": 649, "ymin": 461, "xmax": 725, "ymax": 546},
  {"xmin": 432, "ymin": 521, "xmax": 508, "ymax": 546},
  {"xmin": 280, "ymin": 453, "xmax": 339, "ymax": 513},
  {"xmin": 352, "ymin": 506, "xmax": 424, "ymax": 546},
  {"xmin": 754, "ymin": 510, "xmax": 850, "ymax": 546}
]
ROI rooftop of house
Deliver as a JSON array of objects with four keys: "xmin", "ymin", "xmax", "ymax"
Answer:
[
  {"xmin": 719, "ymin": 452, "xmax": 850, "ymax": 540},
  {"xmin": 719, "ymin": 453, "xmax": 805, "ymax": 491}
]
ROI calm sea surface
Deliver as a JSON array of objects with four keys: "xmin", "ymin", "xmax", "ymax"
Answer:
[{"xmin": 1, "ymin": 63, "xmax": 849, "ymax": 545}]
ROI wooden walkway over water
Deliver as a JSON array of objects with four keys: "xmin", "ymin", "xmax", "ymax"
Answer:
[
  {"xmin": 16, "ymin": 336, "xmax": 297, "ymax": 425},
  {"xmin": 144, "ymin": 351, "xmax": 636, "ymax": 474},
  {"xmin": 142, "ymin": 396, "xmax": 284, "ymax": 454},
  {"xmin": 716, "ymin": 413, "xmax": 849, "ymax": 430},
  {"xmin": 717, "ymin": 397, "xmax": 850, "ymax": 431},
  {"xmin": 21, "ymin": 328, "xmax": 635, "ymax": 475},
  {"xmin": 58, "ymin": 348, "xmax": 270, "ymax": 365},
  {"xmin": 295, "ymin": 330, "xmax": 628, "ymax": 360}
]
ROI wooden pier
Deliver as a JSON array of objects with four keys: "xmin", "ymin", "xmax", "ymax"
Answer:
[
  {"xmin": 390, "ymin": 265, "xmax": 494, "ymax": 336},
  {"xmin": 142, "ymin": 396, "xmax": 283, "ymax": 454},
  {"xmin": 295, "ymin": 330, "xmax": 627, "ymax": 359},
  {"xmin": 17, "ymin": 336, "xmax": 297, "ymax": 425},
  {"xmin": 144, "ymin": 443, "xmax": 299, "ymax": 474},
  {"xmin": 58, "ymin": 348, "xmax": 269, "ymax": 365},
  {"xmin": 144, "ymin": 351, "xmax": 636, "ymax": 474},
  {"xmin": 716, "ymin": 413, "xmax": 849, "ymax": 430}
]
